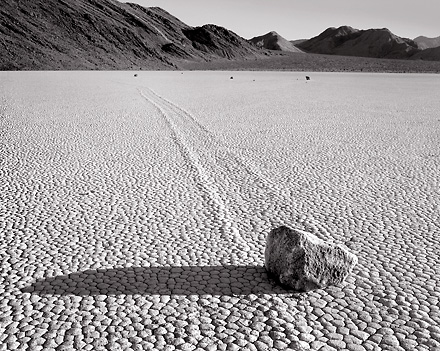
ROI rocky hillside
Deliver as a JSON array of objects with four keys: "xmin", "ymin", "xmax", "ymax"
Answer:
[
  {"xmin": 297, "ymin": 26, "xmax": 420, "ymax": 59},
  {"xmin": 410, "ymin": 47, "xmax": 440, "ymax": 61},
  {"xmin": 0, "ymin": 0, "xmax": 267, "ymax": 70},
  {"xmin": 414, "ymin": 36, "xmax": 440, "ymax": 50},
  {"xmin": 249, "ymin": 31, "xmax": 303, "ymax": 53}
]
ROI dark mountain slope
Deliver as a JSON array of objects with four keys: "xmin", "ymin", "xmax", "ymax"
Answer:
[
  {"xmin": 410, "ymin": 46, "xmax": 440, "ymax": 61},
  {"xmin": 297, "ymin": 26, "xmax": 420, "ymax": 59},
  {"xmin": 249, "ymin": 31, "xmax": 303, "ymax": 53},
  {"xmin": 182, "ymin": 24, "xmax": 262, "ymax": 59},
  {"xmin": 297, "ymin": 26, "xmax": 360, "ymax": 54},
  {"xmin": 336, "ymin": 28, "xmax": 420, "ymax": 59},
  {"xmin": 0, "ymin": 0, "xmax": 265, "ymax": 70}
]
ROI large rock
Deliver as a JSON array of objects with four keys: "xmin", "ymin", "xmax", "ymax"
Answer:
[{"xmin": 265, "ymin": 226, "xmax": 358, "ymax": 291}]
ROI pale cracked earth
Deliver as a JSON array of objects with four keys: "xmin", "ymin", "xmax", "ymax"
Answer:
[{"xmin": 0, "ymin": 71, "xmax": 439, "ymax": 351}]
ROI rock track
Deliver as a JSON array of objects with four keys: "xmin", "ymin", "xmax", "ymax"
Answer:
[
  {"xmin": 1, "ymin": 71, "xmax": 439, "ymax": 351},
  {"xmin": 138, "ymin": 87, "xmax": 304, "ymax": 258}
]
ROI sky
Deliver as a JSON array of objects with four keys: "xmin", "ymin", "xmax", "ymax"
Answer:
[{"xmin": 125, "ymin": 0, "xmax": 439, "ymax": 40}]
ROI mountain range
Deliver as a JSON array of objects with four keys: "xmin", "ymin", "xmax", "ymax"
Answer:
[
  {"xmin": 1, "ymin": 0, "xmax": 439, "ymax": 70},
  {"xmin": 252, "ymin": 27, "xmax": 440, "ymax": 62},
  {"xmin": 0, "ymin": 0, "xmax": 269, "ymax": 70},
  {"xmin": 296, "ymin": 26, "xmax": 419, "ymax": 59}
]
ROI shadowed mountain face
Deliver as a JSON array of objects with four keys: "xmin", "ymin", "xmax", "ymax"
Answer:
[
  {"xmin": 414, "ymin": 36, "xmax": 440, "ymax": 50},
  {"xmin": 296, "ymin": 26, "xmax": 360, "ymax": 54},
  {"xmin": 182, "ymin": 24, "xmax": 263, "ymax": 59},
  {"xmin": 249, "ymin": 31, "xmax": 303, "ymax": 53},
  {"xmin": 0, "ymin": 0, "xmax": 265, "ymax": 70},
  {"xmin": 297, "ymin": 26, "xmax": 421, "ymax": 59},
  {"xmin": 410, "ymin": 46, "xmax": 440, "ymax": 61}
]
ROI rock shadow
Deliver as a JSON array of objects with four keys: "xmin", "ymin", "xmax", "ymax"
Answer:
[{"xmin": 21, "ymin": 265, "xmax": 292, "ymax": 296}]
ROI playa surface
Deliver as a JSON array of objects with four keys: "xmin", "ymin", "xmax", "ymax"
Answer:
[{"xmin": 1, "ymin": 71, "xmax": 439, "ymax": 350}]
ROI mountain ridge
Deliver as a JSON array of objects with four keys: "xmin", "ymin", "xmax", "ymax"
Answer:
[
  {"xmin": 0, "ymin": 0, "xmax": 267, "ymax": 70},
  {"xmin": 297, "ymin": 26, "xmax": 420, "ymax": 59},
  {"xmin": 1, "ymin": 1, "xmax": 439, "ymax": 70}
]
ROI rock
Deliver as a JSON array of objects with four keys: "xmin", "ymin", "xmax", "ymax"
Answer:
[
  {"xmin": 264, "ymin": 226, "xmax": 358, "ymax": 291},
  {"xmin": 305, "ymin": 76, "xmax": 310, "ymax": 80}
]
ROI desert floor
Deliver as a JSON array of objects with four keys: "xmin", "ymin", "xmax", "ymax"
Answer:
[{"xmin": 1, "ymin": 71, "xmax": 439, "ymax": 351}]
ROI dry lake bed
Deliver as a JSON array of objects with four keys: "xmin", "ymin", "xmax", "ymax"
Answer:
[{"xmin": 1, "ymin": 71, "xmax": 439, "ymax": 350}]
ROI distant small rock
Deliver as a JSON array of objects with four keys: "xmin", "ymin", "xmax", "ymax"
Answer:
[
  {"xmin": 230, "ymin": 76, "xmax": 234, "ymax": 79},
  {"xmin": 134, "ymin": 74, "xmax": 138, "ymax": 77},
  {"xmin": 305, "ymin": 76, "xmax": 310, "ymax": 80},
  {"xmin": 265, "ymin": 226, "xmax": 358, "ymax": 291}
]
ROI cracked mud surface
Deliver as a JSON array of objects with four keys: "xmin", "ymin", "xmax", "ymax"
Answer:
[{"xmin": 1, "ymin": 71, "xmax": 439, "ymax": 350}]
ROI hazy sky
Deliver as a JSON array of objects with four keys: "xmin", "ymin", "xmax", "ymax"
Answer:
[{"xmin": 125, "ymin": 0, "xmax": 438, "ymax": 40}]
